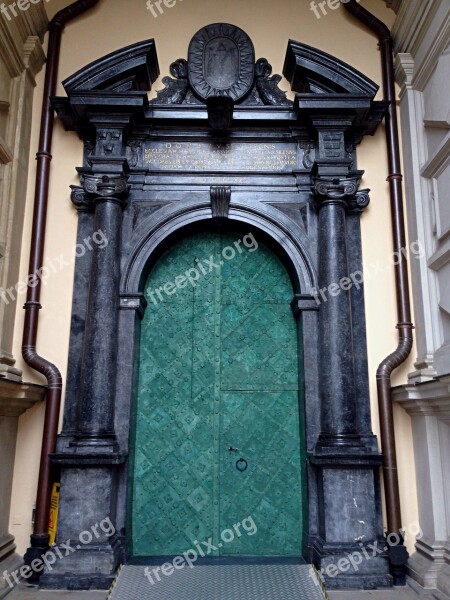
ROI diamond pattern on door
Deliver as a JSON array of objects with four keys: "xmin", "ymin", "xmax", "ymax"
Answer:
[{"xmin": 130, "ymin": 231, "xmax": 306, "ymax": 558}]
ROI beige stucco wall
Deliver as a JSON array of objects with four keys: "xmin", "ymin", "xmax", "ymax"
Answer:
[{"xmin": 9, "ymin": 0, "xmax": 419, "ymax": 555}]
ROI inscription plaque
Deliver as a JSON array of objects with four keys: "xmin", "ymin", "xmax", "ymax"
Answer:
[{"xmin": 143, "ymin": 142, "xmax": 298, "ymax": 172}]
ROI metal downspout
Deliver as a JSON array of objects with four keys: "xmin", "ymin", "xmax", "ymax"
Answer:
[{"xmin": 23, "ymin": 0, "xmax": 100, "ymax": 581}]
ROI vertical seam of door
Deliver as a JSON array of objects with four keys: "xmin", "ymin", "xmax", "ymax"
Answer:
[{"xmin": 213, "ymin": 234, "xmax": 221, "ymax": 554}]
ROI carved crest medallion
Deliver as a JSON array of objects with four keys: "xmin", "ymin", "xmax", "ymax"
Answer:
[{"xmin": 188, "ymin": 23, "xmax": 255, "ymax": 102}]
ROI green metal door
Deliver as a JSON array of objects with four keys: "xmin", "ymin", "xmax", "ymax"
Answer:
[{"xmin": 130, "ymin": 231, "xmax": 306, "ymax": 558}]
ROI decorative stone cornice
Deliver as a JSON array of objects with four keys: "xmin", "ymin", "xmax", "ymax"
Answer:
[
  {"xmin": 0, "ymin": 378, "xmax": 45, "ymax": 417},
  {"xmin": 394, "ymin": 53, "xmax": 415, "ymax": 95},
  {"xmin": 391, "ymin": 0, "xmax": 449, "ymax": 90},
  {"xmin": 0, "ymin": 18, "xmax": 25, "ymax": 77},
  {"xmin": 15, "ymin": 3, "xmax": 47, "ymax": 41},
  {"xmin": 0, "ymin": 5, "xmax": 46, "ymax": 79},
  {"xmin": 392, "ymin": 375, "xmax": 450, "ymax": 420},
  {"xmin": 23, "ymin": 35, "xmax": 46, "ymax": 84}
]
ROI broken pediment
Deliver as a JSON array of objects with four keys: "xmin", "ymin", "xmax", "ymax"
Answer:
[{"xmin": 152, "ymin": 23, "xmax": 291, "ymax": 107}]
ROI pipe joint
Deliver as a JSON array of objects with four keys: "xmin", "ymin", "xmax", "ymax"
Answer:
[
  {"xmin": 387, "ymin": 174, "xmax": 403, "ymax": 182},
  {"xmin": 22, "ymin": 347, "xmax": 63, "ymax": 388},
  {"xmin": 36, "ymin": 151, "xmax": 53, "ymax": 161},
  {"xmin": 23, "ymin": 301, "xmax": 42, "ymax": 310},
  {"xmin": 376, "ymin": 334, "xmax": 413, "ymax": 381},
  {"xmin": 49, "ymin": 0, "xmax": 99, "ymax": 30}
]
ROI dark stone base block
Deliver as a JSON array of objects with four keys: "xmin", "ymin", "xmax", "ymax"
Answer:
[
  {"xmin": 312, "ymin": 542, "xmax": 392, "ymax": 589},
  {"xmin": 310, "ymin": 452, "xmax": 390, "ymax": 589},
  {"xmin": 39, "ymin": 463, "xmax": 122, "ymax": 589},
  {"xmin": 41, "ymin": 572, "xmax": 115, "ymax": 591},
  {"xmin": 39, "ymin": 542, "xmax": 120, "ymax": 590},
  {"xmin": 322, "ymin": 571, "xmax": 392, "ymax": 590}
]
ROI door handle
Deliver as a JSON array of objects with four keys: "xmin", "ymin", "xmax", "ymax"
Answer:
[
  {"xmin": 236, "ymin": 458, "xmax": 248, "ymax": 472},
  {"xmin": 228, "ymin": 446, "xmax": 239, "ymax": 454}
]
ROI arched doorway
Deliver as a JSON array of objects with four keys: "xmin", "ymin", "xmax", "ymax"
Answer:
[{"xmin": 129, "ymin": 229, "xmax": 307, "ymax": 559}]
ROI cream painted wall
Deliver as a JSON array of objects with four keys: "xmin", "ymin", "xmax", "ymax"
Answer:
[{"xmin": 9, "ymin": 0, "xmax": 420, "ymax": 555}]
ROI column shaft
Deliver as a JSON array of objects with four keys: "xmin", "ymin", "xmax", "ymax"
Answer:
[
  {"xmin": 318, "ymin": 199, "xmax": 357, "ymax": 442},
  {"xmin": 76, "ymin": 175, "xmax": 128, "ymax": 447}
]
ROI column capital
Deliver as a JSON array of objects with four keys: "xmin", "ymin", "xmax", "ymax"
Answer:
[
  {"xmin": 313, "ymin": 176, "xmax": 366, "ymax": 210},
  {"xmin": 70, "ymin": 185, "xmax": 94, "ymax": 213},
  {"xmin": 81, "ymin": 174, "xmax": 130, "ymax": 208},
  {"xmin": 348, "ymin": 189, "xmax": 371, "ymax": 213}
]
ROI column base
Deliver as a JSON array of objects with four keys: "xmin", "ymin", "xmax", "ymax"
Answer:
[
  {"xmin": 42, "ymin": 453, "xmax": 125, "ymax": 589},
  {"xmin": 40, "ymin": 540, "xmax": 120, "ymax": 591},
  {"xmin": 316, "ymin": 433, "xmax": 363, "ymax": 451},
  {"xmin": 311, "ymin": 538, "xmax": 392, "ymax": 589},
  {"xmin": 309, "ymin": 448, "xmax": 390, "ymax": 589},
  {"xmin": 436, "ymin": 547, "xmax": 450, "ymax": 599},
  {"xmin": 0, "ymin": 364, "xmax": 22, "ymax": 382},
  {"xmin": 0, "ymin": 536, "xmax": 23, "ymax": 599},
  {"xmin": 408, "ymin": 539, "xmax": 446, "ymax": 589},
  {"xmin": 69, "ymin": 434, "xmax": 119, "ymax": 453}
]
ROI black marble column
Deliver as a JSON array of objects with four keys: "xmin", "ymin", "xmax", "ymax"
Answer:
[
  {"xmin": 314, "ymin": 177, "xmax": 361, "ymax": 448},
  {"xmin": 75, "ymin": 174, "xmax": 129, "ymax": 449}
]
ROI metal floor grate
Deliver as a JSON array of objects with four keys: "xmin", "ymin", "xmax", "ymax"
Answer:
[{"xmin": 108, "ymin": 564, "xmax": 328, "ymax": 600}]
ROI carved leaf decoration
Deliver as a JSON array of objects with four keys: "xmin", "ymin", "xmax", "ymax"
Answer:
[
  {"xmin": 256, "ymin": 75, "xmax": 291, "ymax": 106},
  {"xmin": 154, "ymin": 76, "xmax": 189, "ymax": 104},
  {"xmin": 153, "ymin": 58, "xmax": 189, "ymax": 105},
  {"xmin": 255, "ymin": 58, "xmax": 291, "ymax": 106}
]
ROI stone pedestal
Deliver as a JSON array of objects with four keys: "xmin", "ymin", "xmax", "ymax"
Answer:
[
  {"xmin": 393, "ymin": 376, "xmax": 450, "ymax": 599},
  {"xmin": 0, "ymin": 380, "xmax": 45, "ymax": 597}
]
